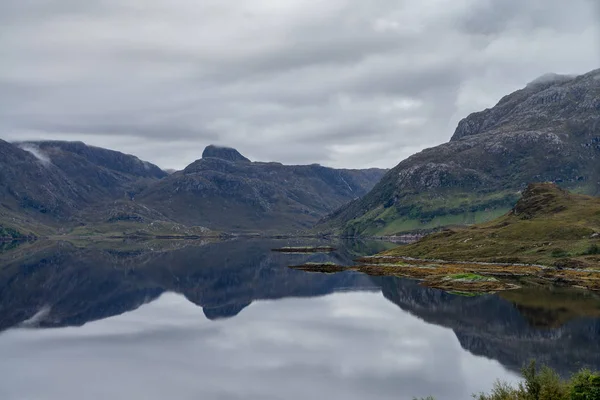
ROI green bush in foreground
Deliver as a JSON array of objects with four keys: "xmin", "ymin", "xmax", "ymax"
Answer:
[{"xmin": 414, "ymin": 361, "xmax": 600, "ymax": 400}]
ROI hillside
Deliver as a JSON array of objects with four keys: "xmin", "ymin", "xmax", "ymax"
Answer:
[
  {"xmin": 136, "ymin": 145, "xmax": 386, "ymax": 232},
  {"xmin": 385, "ymin": 183, "xmax": 600, "ymax": 268},
  {"xmin": 0, "ymin": 140, "xmax": 171, "ymax": 237},
  {"xmin": 317, "ymin": 69, "xmax": 600, "ymax": 236}
]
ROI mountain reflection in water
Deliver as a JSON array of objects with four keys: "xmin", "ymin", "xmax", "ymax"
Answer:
[{"xmin": 0, "ymin": 239, "xmax": 599, "ymax": 400}]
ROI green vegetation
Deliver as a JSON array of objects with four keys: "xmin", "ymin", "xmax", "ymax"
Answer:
[
  {"xmin": 65, "ymin": 220, "xmax": 214, "ymax": 240},
  {"xmin": 446, "ymin": 273, "xmax": 498, "ymax": 282},
  {"xmin": 415, "ymin": 361, "xmax": 600, "ymax": 400},
  {"xmin": 341, "ymin": 191, "xmax": 516, "ymax": 236},
  {"xmin": 385, "ymin": 183, "xmax": 600, "ymax": 268},
  {"xmin": 304, "ymin": 262, "xmax": 337, "ymax": 266},
  {"xmin": 0, "ymin": 225, "xmax": 26, "ymax": 239},
  {"xmin": 583, "ymin": 244, "xmax": 600, "ymax": 255},
  {"xmin": 272, "ymin": 246, "xmax": 336, "ymax": 253}
]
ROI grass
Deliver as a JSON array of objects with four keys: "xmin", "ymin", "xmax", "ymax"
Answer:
[
  {"xmin": 415, "ymin": 361, "xmax": 600, "ymax": 400},
  {"xmin": 64, "ymin": 220, "xmax": 214, "ymax": 240},
  {"xmin": 345, "ymin": 202, "xmax": 512, "ymax": 236},
  {"xmin": 446, "ymin": 273, "xmax": 498, "ymax": 282},
  {"xmin": 384, "ymin": 183, "xmax": 600, "ymax": 268},
  {"xmin": 583, "ymin": 244, "xmax": 600, "ymax": 255},
  {"xmin": 304, "ymin": 262, "xmax": 337, "ymax": 266},
  {"xmin": 272, "ymin": 246, "xmax": 336, "ymax": 253},
  {"xmin": 338, "ymin": 190, "xmax": 519, "ymax": 236}
]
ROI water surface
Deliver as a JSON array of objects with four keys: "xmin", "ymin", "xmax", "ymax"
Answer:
[{"xmin": 1, "ymin": 239, "xmax": 599, "ymax": 400}]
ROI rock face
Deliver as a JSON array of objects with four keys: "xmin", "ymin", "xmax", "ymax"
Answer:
[
  {"xmin": 137, "ymin": 146, "xmax": 386, "ymax": 231},
  {"xmin": 202, "ymin": 145, "xmax": 251, "ymax": 163},
  {"xmin": 317, "ymin": 68, "xmax": 600, "ymax": 236}
]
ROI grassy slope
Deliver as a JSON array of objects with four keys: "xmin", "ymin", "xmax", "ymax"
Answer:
[
  {"xmin": 0, "ymin": 200, "xmax": 217, "ymax": 240},
  {"xmin": 0, "ymin": 208, "xmax": 56, "ymax": 239},
  {"xmin": 384, "ymin": 183, "xmax": 600, "ymax": 267}
]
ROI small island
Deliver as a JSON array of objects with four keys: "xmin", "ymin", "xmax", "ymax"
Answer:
[{"xmin": 272, "ymin": 246, "xmax": 337, "ymax": 253}]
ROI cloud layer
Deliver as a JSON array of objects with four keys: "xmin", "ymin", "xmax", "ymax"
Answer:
[{"xmin": 1, "ymin": 0, "xmax": 599, "ymax": 169}]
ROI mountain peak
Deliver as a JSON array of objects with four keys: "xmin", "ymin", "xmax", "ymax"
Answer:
[
  {"xmin": 202, "ymin": 145, "xmax": 250, "ymax": 163},
  {"xmin": 526, "ymin": 73, "xmax": 575, "ymax": 87}
]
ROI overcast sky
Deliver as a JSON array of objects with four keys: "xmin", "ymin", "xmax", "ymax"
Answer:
[{"xmin": 1, "ymin": 0, "xmax": 599, "ymax": 170}]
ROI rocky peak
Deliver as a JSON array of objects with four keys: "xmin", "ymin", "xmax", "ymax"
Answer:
[
  {"xmin": 450, "ymin": 69, "xmax": 600, "ymax": 142},
  {"xmin": 526, "ymin": 73, "xmax": 575, "ymax": 88},
  {"xmin": 202, "ymin": 145, "xmax": 250, "ymax": 163}
]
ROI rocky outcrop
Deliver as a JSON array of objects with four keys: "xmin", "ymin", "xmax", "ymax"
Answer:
[{"xmin": 202, "ymin": 144, "xmax": 251, "ymax": 163}]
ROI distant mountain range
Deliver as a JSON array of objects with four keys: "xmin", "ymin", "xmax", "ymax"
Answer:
[
  {"xmin": 0, "ymin": 141, "xmax": 385, "ymax": 237},
  {"xmin": 317, "ymin": 68, "xmax": 600, "ymax": 236}
]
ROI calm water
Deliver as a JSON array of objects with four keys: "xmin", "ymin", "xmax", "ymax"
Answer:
[{"xmin": 1, "ymin": 239, "xmax": 599, "ymax": 400}]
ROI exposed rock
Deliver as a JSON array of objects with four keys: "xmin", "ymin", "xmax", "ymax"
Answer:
[{"xmin": 202, "ymin": 145, "xmax": 251, "ymax": 163}]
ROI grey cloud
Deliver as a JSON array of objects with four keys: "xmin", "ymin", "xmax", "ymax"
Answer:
[{"xmin": 0, "ymin": 0, "xmax": 598, "ymax": 169}]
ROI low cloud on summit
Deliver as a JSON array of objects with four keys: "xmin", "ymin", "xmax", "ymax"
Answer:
[{"xmin": 1, "ymin": 0, "xmax": 599, "ymax": 169}]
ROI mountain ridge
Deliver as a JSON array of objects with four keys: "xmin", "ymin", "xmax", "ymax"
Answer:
[
  {"xmin": 0, "ymin": 140, "xmax": 386, "ymax": 236},
  {"xmin": 316, "ymin": 68, "xmax": 600, "ymax": 236},
  {"xmin": 136, "ymin": 145, "xmax": 387, "ymax": 232}
]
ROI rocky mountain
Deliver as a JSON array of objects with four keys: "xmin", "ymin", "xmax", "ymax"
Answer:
[
  {"xmin": 136, "ymin": 146, "xmax": 386, "ymax": 232},
  {"xmin": 0, "ymin": 140, "xmax": 169, "ymax": 236},
  {"xmin": 317, "ymin": 68, "xmax": 600, "ymax": 236},
  {"xmin": 0, "ymin": 140, "xmax": 385, "ymax": 236}
]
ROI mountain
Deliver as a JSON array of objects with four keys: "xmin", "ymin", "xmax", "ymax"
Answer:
[
  {"xmin": 0, "ymin": 140, "xmax": 168, "ymax": 237},
  {"xmin": 385, "ymin": 183, "xmax": 600, "ymax": 268},
  {"xmin": 317, "ymin": 69, "xmax": 600, "ymax": 236},
  {"xmin": 136, "ymin": 145, "xmax": 386, "ymax": 232},
  {"xmin": 0, "ymin": 140, "xmax": 385, "ymax": 236}
]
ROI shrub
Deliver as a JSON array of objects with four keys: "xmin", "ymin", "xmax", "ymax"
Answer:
[
  {"xmin": 415, "ymin": 361, "xmax": 600, "ymax": 400},
  {"xmin": 570, "ymin": 370, "xmax": 600, "ymax": 400},
  {"xmin": 551, "ymin": 249, "xmax": 570, "ymax": 258},
  {"xmin": 583, "ymin": 244, "xmax": 600, "ymax": 255}
]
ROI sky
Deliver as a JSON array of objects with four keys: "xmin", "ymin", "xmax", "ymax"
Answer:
[{"xmin": 1, "ymin": 0, "xmax": 599, "ymax": 170}]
